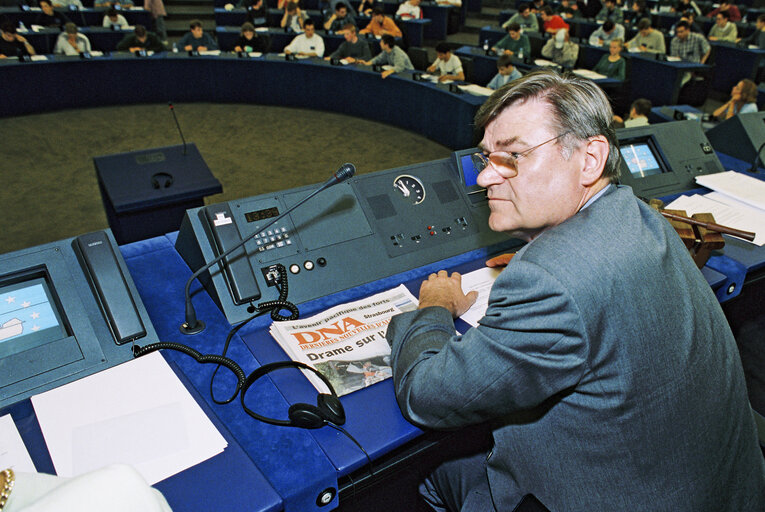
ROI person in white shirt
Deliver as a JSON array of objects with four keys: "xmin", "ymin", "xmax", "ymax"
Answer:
[
  {"xmin": 54, "ymin": 22, "xmax": 91, "ymax": 55},
  {"xmin": 284, "ymin": 19, "xmax": 324, "ymax": 57},
  {"xmin": 427, "ymin": 42, "xmax": 464, "ymax": 82},
  {"xmin": 102, "ymin": 7, "xmax": 129, "ymax": 28},
  {"xmin": 613, "ymin": 98, "xmax": 652, "ymax": 128},
  {"xmin": 396, "ymin": 0, "xmax": 421, "ymax": 19}
]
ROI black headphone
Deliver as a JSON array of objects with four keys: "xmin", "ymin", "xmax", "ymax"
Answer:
[
  {"xmin": 240, "ymin": 361, "xmax": 346, "ymax": 429},
  {"xmin": 151, "ymin": 172, "xmax": 174, "ymax": 189}
]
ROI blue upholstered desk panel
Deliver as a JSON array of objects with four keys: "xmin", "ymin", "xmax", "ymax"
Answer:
[
  {"xmin": 709, "ymin": 42, "xmax": 765, "ymax": 95},
  {"xmin": 0, "ymin": 53, "xmax": 484, "ymax": 150}
]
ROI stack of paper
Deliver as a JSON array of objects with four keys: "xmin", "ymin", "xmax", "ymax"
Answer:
[{"xmin": 573, "ymin": 69, "xmax": 606, "ymax": 80}]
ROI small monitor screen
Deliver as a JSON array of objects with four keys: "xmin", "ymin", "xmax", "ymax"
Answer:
[
  {"xmin": 0, "ymin": 277, "xmax": 68, "ymax": 354},
  {"xmin": 460, "ymin": 153, "xmax": 479, "ymax": 188},
  {"xmin": 620, "ymin": 142, "xmax": 664, "ymax": 178}
]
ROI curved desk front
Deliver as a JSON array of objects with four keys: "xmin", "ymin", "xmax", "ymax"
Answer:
[{"xmin": 0, "ymin": 52, "xmax": 486, "ymax": 150}]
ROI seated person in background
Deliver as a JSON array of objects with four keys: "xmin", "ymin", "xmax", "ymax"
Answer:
[
  {"xmin": 436, "ymin": 0, "xmax": 461, "ymax": 7},
  {"xmin": 360, "ymin": 7, "xmax": 402, "ymax": 37},
  {"xmin": 0, "ymin": 22, "xmax": 35, "ymax": 57},
  {"xmin": 51, "ymin": 0, "xmax": 83, "ymax": 8},
  {"xmin": 530, "ymin": 0, "xmax": 545, "ymax": 12},
  {"xmin": 595, "ymin": 0, "xmax": 623, "ymax": 24},
  {"xmin": 280, "ymin": 2, "xmax": 307, "ymax": 33},
  {"xmin": 541, "ymin": 27, "xmax": 578, "ymax": 67},
  {"xmin": 593, "ymin": 38, "xmax": 626, "ymax": 79},
  {"xmin": 713, "ymin": 79, "xmax": 758, "ymax": 120},
  {"xmin": 427, "ymin": 42, "xmax": 464, "ymax": 82},
  {"xmin": 613, "ymin": 97, "xmax": 652, "ymax": 127},
  {"xmin": 116, "ymin": 24, "xmax": 164, "ymax": 51},
  {"xmin": 233, "ymin": 21, "xmax": 269, "ymax": 52},
  {"xmin": 708, "ymin": 11, "xmax": 737, "ymax": 42},
  {"xmin": 626, "ymin": 0, "xmax": 648, "ymax": 25},
  {"xmin": 284, "ymin": 19, "xmax": 324, "ymax": 56},
  {"xmin": 35, "ymin": 0, "xmax": 71, "ymax": 28},
  {"xmin": 324, "ymin": 3, "xmax": 355, "ymax": 34},
  {"xmin": 237, "ymin": 0, "xmax": 266, "ymax": 25},
  {"xmin": 325, "ymin": 23, "xmax": 370, "ymax": 61},
  {"xmin": 671, "ymin": 19, "xmax": 709, "ymax": 62},
  {"xmin": 396, "ymin": 0, "xmax": 422, "ymax": 20},
  {"xmin": 178, "ymin": 19, "xmax": 218, "ymax": 51},
  {"xmin": 670, "ymin": 9, "xmax": 702, "ymax": 35},
  {"xmin": 589, "ymin": 19, "xmax": 625, "ymax": 46},
  {"xmin": 54, "ymin": 22, "xmax": 91, "ymax": 54},
  {"xmin": 493, "ymin": 22, "xmax": 531, "ymax": 58},
  {"xmin": 740, "ymin": 14, "xmax": 765, "ymax": 49},
  {"xmin": 357, "ymin": 0, "xmax": 375, "ymax": 16},
  {"xmin": 558, "ymin": 0, "xmax": 582, "ymax": 19},
  {"xmin": 626, "ymin": 18, "xmax": 666, "ymax": 53},
  {"xmin": 487, "ymin": 53, "xmax": 522, "ymax": 89},
  {"xmin": 94, "ymin": 0, "xmax": 134, "ymax": 7},
  {"xmin": 540, "ymin": 6, "xmax": 569, "ymax": 34},
  {"xmin": 102, "ymin": 7, "xmax": 129, "ymax": 28},
  {"xmin": 706, "ymin": 0, "xmax": 741, "ymax": 22},
  {"xmin": 386, "ymin": 68, "xmax": 765, "ymax": 512},
  {"xmin": 502, "ymin": 3, "xmax": 539, "ymax": 32},
  {"xmin": 673, "ymin": 0, "xmax": 700, "ymax": 16},
  {"xmin": 360, "ymin": 33, "xmax": 413, "ymax": 78}
]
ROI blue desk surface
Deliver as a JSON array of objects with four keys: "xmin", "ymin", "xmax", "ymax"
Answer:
[{"xmin": 0, "ymin": 53, "xmax": 485, "ymax": 150}]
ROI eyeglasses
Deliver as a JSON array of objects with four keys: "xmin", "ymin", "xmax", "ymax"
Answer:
[{"xmin": 471, "ymin": 131, "xmax": 572, "ymax": 179}]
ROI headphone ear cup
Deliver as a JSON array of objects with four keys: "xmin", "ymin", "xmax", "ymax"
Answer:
[
  {"xmin": 288, "ymin": 403, "xmax": 326, "ymax": 429},
  {"xmin": 317, "ymin": 394, "xmax": 345, "ymax": 425}
]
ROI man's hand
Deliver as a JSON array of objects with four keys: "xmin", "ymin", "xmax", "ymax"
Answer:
[
  {"xmin": 418, "ymin": 270, "xmax": 478, "ymax": 318},
  {"xmin": 485, "ymin": 253, "xmax": 514, "ymax": 268},
  {"xmin": 381, "ymin": 68, "xmax": 394, "ymax": 78}
]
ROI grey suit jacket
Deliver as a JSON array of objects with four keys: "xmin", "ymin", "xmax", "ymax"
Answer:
[{"xmin": 387, "ymin": 185, "xmax": 765, "ymax": 511}]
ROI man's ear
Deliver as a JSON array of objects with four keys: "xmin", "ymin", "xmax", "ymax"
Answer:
[{"xmin": 580, "ymin": 135, "xmax": 609, "ymax": 186}]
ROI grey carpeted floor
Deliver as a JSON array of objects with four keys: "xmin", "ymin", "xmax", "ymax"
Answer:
[{"xmin": 0, "ymin": 103, "xmax": 452, "ymax": 254}]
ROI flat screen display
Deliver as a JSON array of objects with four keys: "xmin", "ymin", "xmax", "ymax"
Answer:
[
  {"xmin": 0, "ymin": 277, "xmax": 68, "ymax": 355},
  {"xmin": 620, "ymin": 142, "xmax": 664, "ymax": 178}
]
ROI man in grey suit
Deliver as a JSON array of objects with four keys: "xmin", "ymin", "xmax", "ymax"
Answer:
[{"xmin": 386, "ymin": 69, "xmax": 765, "ymax": 511}]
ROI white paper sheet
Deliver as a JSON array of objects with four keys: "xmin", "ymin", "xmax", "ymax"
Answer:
[
  {"xmin": 664, "ymin": 193, "xmax": 765, "ymax": 246},
  {"xmin": 31, "ymin": 351, "xmax": 227, "ymax": 485},
  {"xmin": 0, "ymin": 414, "xmax": 37, "ymax": 473},
  {"xmin": 696, "ymin": 171, "xmax": 765, "ymax": 212},
  {"xmin": 459, "ymin": 266, "xmax": 502, "ymax": 327}
]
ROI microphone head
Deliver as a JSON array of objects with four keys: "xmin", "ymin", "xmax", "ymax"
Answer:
[{"xmin": 335, "ymin": 163, "xmax": 356, "ymax": 183}]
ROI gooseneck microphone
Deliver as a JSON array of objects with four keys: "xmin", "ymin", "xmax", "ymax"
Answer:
[
  {"xmin": 748, "ymin": 140, "xmax": 765, "ymax": 173},
  {"xmin": 180, "ymin": 163, "xmax": 357, "ymax": 335},
  {"xmin": 168, "ymin": 102, "xmax": 188, "ymax": 156}
]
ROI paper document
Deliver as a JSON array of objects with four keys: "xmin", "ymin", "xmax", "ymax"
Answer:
[
  {"xmin": 31, "ymin": 351, "xmax": 227, "ymax": 485},
  {"xmin": 695, "ymin": 171, "xmax": 765, "ymax": 212},
  {"xmin": 459, "ymin": 266, "xmax": 502, "ymax": 327},
  {"xmin": 0, "ymin": 414, "xmax": 37, "ymax": 473},
  {"xmin": 459, "ymin": 84, "xmax": 493, "ymax": 96},
  {"xmin": 664, "ymin": 194, "xmax": 765, "ymax": 246},
  {"xmin": 573, "ymin": 69, "xmax": 606, "ymax": 80}
]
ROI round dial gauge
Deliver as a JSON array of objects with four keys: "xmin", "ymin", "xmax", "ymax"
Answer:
[{"xmin": 393, "ymin": 175, "xmax": 425, "ymax": 205}]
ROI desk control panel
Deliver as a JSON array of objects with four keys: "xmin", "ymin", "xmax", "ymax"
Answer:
[
  {"xmin": 176, "ymin": 158, "xmax": 520, "ymax": 324},
  {"xmin": 616, "ymin": 120, "xmax": 724, "ymax": 198}
]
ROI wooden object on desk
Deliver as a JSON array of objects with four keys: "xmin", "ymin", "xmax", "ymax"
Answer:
[{"xmin": 650, "ymin": 199, "xmax": 726, "ymax": 269}]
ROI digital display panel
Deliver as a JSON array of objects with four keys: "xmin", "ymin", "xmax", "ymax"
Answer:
[
  {"xmin": 460, "ymin": 154, "xmax": 479, "ymax": 187},
  {"xmin": 245, "ymin": 207, "xmax": 280, "ymax": 223},
  {"xmin": 620, "ymin": 142, "xmax": 666, "ymax": 178},
  {"xmin": 0, "ymin": 277, "xmax": 68, "ymax": 356}
]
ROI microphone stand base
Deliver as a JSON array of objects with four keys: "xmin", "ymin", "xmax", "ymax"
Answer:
[{"xmin": 180, "ymin": 320, "xmax": 206, "ymax": 335}]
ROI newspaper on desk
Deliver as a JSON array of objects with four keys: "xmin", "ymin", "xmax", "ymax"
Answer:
[
  {"xmin": 572, "ymin": 69, "xmax": 606, "ymax": 80},
  {"xmin": 269, "ymin": 285, "xmax": 418, "ymax": 396}
]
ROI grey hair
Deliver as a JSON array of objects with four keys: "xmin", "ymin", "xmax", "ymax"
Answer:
[{"xmin": 474, "ymin": 69, "xmax": 621, "ymax": 183}]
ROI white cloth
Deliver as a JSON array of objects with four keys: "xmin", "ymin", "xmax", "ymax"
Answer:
[
  {"xmin": 53, "ymin": 32, "xmax": 91, "ymax": 55},
  {"xmin": 4, "ymin": 465, "xmax": 172, "ymax": 512},
  {"xmin": 102, "ymin": 13, "xmax": 129, "ymax": 28},
  {"xmin": 431, "ymin": 53, "xmax": 463, "ymax": 76},
  {"xmin": 284, "ymin": 33, "xmax": 325, "ymax": 56},
  {"xmin": 396, "ymin": 1, "xmax": 421, "ymax": 18}
]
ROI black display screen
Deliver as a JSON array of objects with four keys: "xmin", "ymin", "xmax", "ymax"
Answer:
[{"xmin": 245, "ymin": 207, "xmax": 280, "ymax": 223}]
